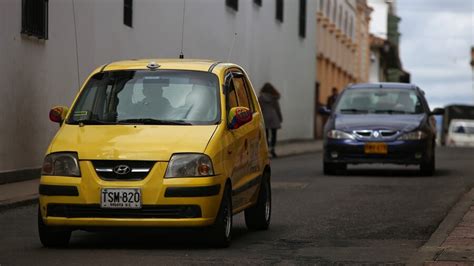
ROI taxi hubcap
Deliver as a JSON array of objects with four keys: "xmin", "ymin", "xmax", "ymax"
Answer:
[
  {"xmin": 264, "ymin": 183, "xmax": 271, "ymax": 222},
  {"xmin": 224, "ymin": 200, "xmax": 231, "ymax": 238}
]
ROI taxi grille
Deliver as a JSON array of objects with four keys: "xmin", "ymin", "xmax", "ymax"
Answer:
[
  {"xmin": 46, "ymin": 204, "xmax": 202, "ymax": 219},
  {"xmin": 92, "ymin": 160, "xmax": 156, "ymax": 181}
]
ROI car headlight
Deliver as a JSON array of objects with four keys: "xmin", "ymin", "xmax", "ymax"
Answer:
[
  {"xmin": 327, "ymin": 130, "xmax": 355, "ymax": 140},
  {"xmin": 398, "ymin": 130, "xmax": 427, "ymax": 140},
  {"xmin": 41, "ymin": 152, "xmax": 81, "ymax": 177},
  {"xmin": 165, "ymin": 154, "xmax": 214, "ymax": 178}
]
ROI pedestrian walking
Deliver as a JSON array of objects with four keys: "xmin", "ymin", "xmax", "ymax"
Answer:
[
  {"xmin": 258, "ymin": 83, "xmax": 282, "ymax": 158},
  {"xmin": 326, "ymin": 87, "xmax": 339, "ymax": 110}
]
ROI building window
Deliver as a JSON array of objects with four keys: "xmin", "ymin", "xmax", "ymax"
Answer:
[
  {"xmin": 254, "ymin": 0, "xmax": 262, "ymax": 6},
  {"xmin": 299, "ymin": 0, "xmax": 306, "ymax": 38},
  {"xmin": 226, "ymin": 0, "xmax": 238, "ymax": 11},
  {"xmin": 124, "ymin": 0, "xmax": 133, "ymax": 27},
  {"xmin": 319, "ymin": 0, "xmax": 324, "ymax": 12},
  {"xmin": 326, "ymin": 0, "xmax": 330, "ymax": 17},
  {"xmin": 332, "ymin": 0, "xmax": 337, "ymax": 22},
  {"xmin": 21, "ymin": 0, "xmax": 48, "ymax": 39},
  {"xmin": 349, "ymin": 17, "xmax": 354, "ymax": 38},
  {"xmin": 344, "ymin": 11, "xmax": 348, "ymax": 35},
  {"xmin": 276, "ymin": 0, "xmax": 284, "ymax": 22},
  {"xmin": 338, "ymin": 6, "xmax": 342, "ymax": 27}
]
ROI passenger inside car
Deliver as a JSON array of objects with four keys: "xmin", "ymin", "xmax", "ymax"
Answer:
[
  {"xmin": 184, "ymin": 79, "xmax": 216, "ymax": 121},
  {"xmin": 394, "ymin": 92, "xmax": 415, "ymax": 112}
]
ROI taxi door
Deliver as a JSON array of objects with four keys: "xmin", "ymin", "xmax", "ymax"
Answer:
[{"xmin": 223, "ymin": 70, "xmax": 261, "ymax": 211}]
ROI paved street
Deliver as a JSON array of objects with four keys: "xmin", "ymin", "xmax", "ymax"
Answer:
[{"xmin": 0, "ymin": 147, "xmax": 473, "ymax": 265}]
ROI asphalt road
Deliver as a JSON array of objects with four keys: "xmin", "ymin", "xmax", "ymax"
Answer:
[{"xmin": 0, "ymin": 147, "xmax": 473, "ymax": 265}]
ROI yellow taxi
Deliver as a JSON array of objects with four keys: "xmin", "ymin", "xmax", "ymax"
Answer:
[{"xmin": 38, "ymin": 59, "xmax": 271, "ymax": 247}]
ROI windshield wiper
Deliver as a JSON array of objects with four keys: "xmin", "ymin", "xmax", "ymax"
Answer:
[
  {"xmin": 374, "ymin": 109, "xmax": 406, "ymax": 114},
  {"xmin": 69, "ymin": 119, "xmax": 115, "ymax": 125},
  {"xmin": 339, "ymin": 109, "xmax": 368, "ymax": 114},
  {"xmin": 117, "ymin": 118, "xmax": 192, "ymax": 125}
]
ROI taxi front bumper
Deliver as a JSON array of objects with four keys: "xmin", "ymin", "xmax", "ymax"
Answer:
[{"xmin": 39, "ymin": 161, "xmax": 225, "ymax": 228}]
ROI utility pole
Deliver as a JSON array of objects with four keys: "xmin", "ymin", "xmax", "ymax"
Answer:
[{"xmin": 471, "ymin": 47, "xmax": 474, "ymax": 104}]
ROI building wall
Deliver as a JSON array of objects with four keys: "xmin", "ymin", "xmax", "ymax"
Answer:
[
  {"xmin": 0, "ymin": 0, "xmax": 317, "ymax": 174},
  {"xmin": 315, "ymin": 0, "xmax": 358, "ymax": 138}
]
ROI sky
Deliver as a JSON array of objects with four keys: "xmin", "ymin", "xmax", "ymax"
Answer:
[{"xmin": 396, "ymin": 0, "xmax": 473, "ymax": 108}]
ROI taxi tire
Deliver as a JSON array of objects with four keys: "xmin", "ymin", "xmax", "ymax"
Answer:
[
  {"xmin": 208, "ymin": 184, "xmax": 232, "ymax": 248},
  {"xmin": 244, "ymin": 174, "xmax": 271, "ymax": 231},
  {"xmin": 38, "ymin": 208, "xmax": 71, "ymax": 248}
]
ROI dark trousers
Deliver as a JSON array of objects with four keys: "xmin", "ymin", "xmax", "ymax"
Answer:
[{"xmin": 266, "ymin": 128, "xmax": 277, "ymax": 150}]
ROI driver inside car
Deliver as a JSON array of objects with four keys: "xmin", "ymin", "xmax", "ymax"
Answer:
[{"xmin": 134, "ymin": 78, "xmax": 173, "ymax": 119}]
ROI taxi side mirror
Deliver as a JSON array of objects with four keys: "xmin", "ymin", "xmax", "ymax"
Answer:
[
  {"xmin": 228, "ymin": 107, "xmax": 252, "ymax": 130},
  {"xmin": 49, "ymin": 106, "xmax": 69, "ymax": 124}
]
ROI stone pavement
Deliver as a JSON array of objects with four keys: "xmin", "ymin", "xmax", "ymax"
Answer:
[
  {"xmin": 412, "ymin": 188, "xmax": 474, "ymax": 265},
  {"xmin": 0, "ymin": 139, "xmax": 323, "ymax": 211},
  {"xmin": 424, "ymin": 204, "xmax": 474, "ymax": 265}
]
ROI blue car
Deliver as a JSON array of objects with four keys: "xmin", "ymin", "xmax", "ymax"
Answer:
[{"xmin": 323, "ymin": 83, "xmax": 444, "ymax": 176}]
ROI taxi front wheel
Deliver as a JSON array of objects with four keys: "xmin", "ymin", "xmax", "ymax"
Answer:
[
  {"xmin": 208, "ymin": 184, "xmax": 232, "ymax": 248},
  {"xmin": 38, "ymin": 208, "xmax": 71, "ymax": 248},
  {"xmin": 244, "ymin": 173, "xmax": 271, "ymax": 230}
]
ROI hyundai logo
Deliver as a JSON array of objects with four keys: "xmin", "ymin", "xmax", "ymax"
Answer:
[{"xmin": 113, "ymin": 165, "xmax": 131, "ymax": 175}]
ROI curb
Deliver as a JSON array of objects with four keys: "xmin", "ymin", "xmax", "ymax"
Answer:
[
  {"xmin": 274, "ymin": 149, "xmax": 323, "ymax": 159},
  {"xmin": 408, "ymin": 188, "xmax": 474, "ymax": 265},
  {"xmin": 274, "ymin": 141, "xmax": 323, "ymax": 159},
  {"xmin": 0, "ymin": 168, "xmax": 40, "ymax": 185},
  {"xmin": 0, "ymin": 195, "xmax": 38, "ymax": 212}
]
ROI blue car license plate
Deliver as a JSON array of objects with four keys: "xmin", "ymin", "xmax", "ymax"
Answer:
[{"xmin": 364, "ymin": 142, "xmax": 388, "ymax": 154}]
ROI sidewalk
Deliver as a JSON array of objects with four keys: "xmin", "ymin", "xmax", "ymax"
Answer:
[
  {"xmin": 274, "ymin": 139, "xmax": 323, "ymax": 158},
  {"xmin": 0, "ymin": 178, "xmax": 39, "ymax": 211},
  {"xmin": 411, "ymin": 189, "xmax": 474, "ymax": 265},
  {"xmin": 0, "ymin": 139, "xmax": 323, "ymax": 211}
]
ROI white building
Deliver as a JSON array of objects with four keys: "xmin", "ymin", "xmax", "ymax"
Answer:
[
  {"xmin": 368, "ymin": 0, "xmax": 389, "ymax": 82},
  {"xmin": 367, "ymin": 0, "xmax": 403, "ymax": 83},
  {"xmin": 367, "ymin": 0, "xmax": 390, "ymax": 39},
  {"xmin": 0, "ymin": 0, "xmax": 317, "ymax": 179}
]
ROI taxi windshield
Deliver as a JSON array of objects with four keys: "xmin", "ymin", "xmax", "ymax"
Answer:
[
  {"xmin": 335, "ymin": 89, "xmax": 424, "ymax": 114},
  {"xmin": 67, "ymin": 70, "xmax": 220, "ymax": 125}
]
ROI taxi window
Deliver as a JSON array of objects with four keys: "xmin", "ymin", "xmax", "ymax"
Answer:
[
  {"xmin": 233, "ymin": 77, "xmax": 251, "ymax": 110},
  {"xmin": 68, "ymin": 70, "xmax": 220, "ymax": 125},
  {"xmin": 228, "ymin": 89, "xmax": 238, "ymax": 109}
]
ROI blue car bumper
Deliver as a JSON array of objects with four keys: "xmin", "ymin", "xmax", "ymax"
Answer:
[{"xmin": 324, "ymin": 139, "xmax": 432, "ymax": 165}]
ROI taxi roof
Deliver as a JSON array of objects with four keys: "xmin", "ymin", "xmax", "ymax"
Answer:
[{"xmin": 102, "ymin": 59, "xmax": 222, "ymax": 72}]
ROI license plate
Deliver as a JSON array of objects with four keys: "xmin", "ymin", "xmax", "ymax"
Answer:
[
  {"xmin": 101, "ymin": 188, "xmax": 141, "ymax": 209},
  {"xmin": 364, "ymin": 142, "xmax": 388, "ymax": 154}
]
